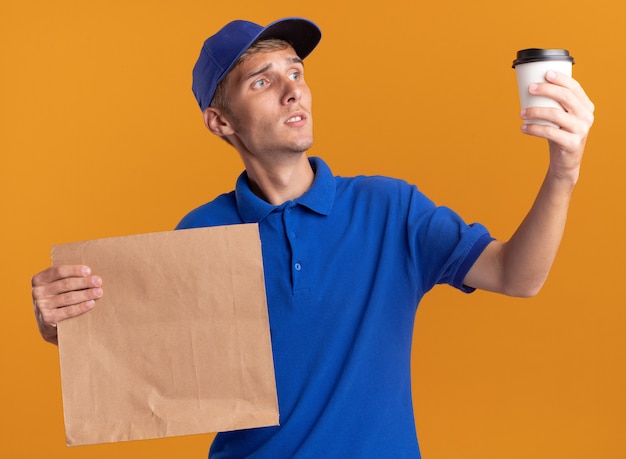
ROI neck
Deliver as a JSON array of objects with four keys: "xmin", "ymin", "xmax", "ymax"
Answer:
[{"xmin": 241, "ymin": 153, "xmax": 314, "ymax": 206}]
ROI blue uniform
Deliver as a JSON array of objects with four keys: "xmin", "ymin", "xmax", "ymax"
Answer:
[{"xmin": 177, "ymin": 157, "xmax": 493, "ymax": 458}]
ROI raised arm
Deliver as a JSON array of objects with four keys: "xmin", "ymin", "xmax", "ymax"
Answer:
[
  {"xmin": 31, "ymin": 265, "xmax": 103, "ymax": 344},
  {"xmin": 464, "ymin": 70, "xmax": 595, "ymax": 297}
]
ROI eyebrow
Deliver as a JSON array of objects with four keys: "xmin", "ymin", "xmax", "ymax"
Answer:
[{"xmin": 243, "ymin": 57, "xmax": 304, "ymax": 82}]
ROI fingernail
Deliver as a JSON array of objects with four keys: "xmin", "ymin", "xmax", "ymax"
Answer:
[
  {"xmin": 546, "ymin": 70, "xmax": 556, "ymax": 80},
  {"xmin": 92, "ymin": 276, "xmax": 102, "ymax": 287},
  {"xmin": 528, "ymin": 83, "xmax": 538, "ymax": 93},
  {"xmin": 94, "ymin": 288, "xmax": 103, "ymax": 297},
  {"xmin": 82, "ymin": 266, "xmax": 91, "ymax": 276},
  {"xmin": 520, "ymin": 108, "xmax": 527, "ymax": 118},
  {"xmin": 86, "ymin": 300, "xmax": 95, "ymax": 308}
]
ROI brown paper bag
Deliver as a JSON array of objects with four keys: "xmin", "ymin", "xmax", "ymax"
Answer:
[{"xmin": 52, "ymin": 224, "xmax": 279, "ymax": 446}]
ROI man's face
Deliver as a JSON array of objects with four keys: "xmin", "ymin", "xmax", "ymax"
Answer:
[{"xmin": 221, "ymin": 45, "xmax": 313, "ymax": 157}]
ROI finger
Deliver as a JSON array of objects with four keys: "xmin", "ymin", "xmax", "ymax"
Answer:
[
  {"xmin": 521, "ymin": 121, "xmax": 571, "ymax": 147},
  {"xmin": 35, "ymin": 284, "xmax": 103, "ymax": 312},
  {"xmin": 32, "ymin": 266, "xmax": 103, "ymax": 326},
  {"xmin": 527, "ymin": 82, "xmax": 581, "ymax": 119},
  {"xmin": 35, "ymin": 287, "xmax": 102, "ymax": 325},
  {"xmin": 521, "ymin": 106, "xmax": 587, "ymax": 135},
  {"xmin": 39, "ymin": 298, "xmax": 99, "ymax": 325},
  {"xmin": 31, "ymin": 264, "xmax": 92, "ymax": 287},
  {"xmin": 545, "ymin": 71, "xmax": 595, "ymax": 113},
  {"xmin": 537, "ymin": 71, "xmax": 595, "ymax": 117},
  {"xmin": 33, "ymin": 274, "xmax": 102, "ymax": 302},
  {"xmin": 524, "ymin": 77, "xmax": 594, "ymax": 135}
]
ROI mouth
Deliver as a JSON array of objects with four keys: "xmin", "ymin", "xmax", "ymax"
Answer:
[{"xmin": 286, "ymin": 115, "xmax": 304, "ymax": 124}]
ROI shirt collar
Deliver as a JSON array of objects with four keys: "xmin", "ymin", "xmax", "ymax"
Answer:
[{"xmin": 235, "ymin": 156, "xmax": 336, "ymax": 223}]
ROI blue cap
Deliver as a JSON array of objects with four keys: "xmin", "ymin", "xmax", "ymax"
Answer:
[{"xmin": 192, "ymin": 17, "xmax": 322, "ymax": 111}]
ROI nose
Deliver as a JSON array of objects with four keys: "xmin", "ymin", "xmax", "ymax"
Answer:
[{"xmin": 281, "ymin": 78, "xmax": 302, "ymax": 105}]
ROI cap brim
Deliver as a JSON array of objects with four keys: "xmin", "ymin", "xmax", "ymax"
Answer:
[{"xmin": 256, "ymin": 17, "xmax": 321, "ymax": 60}]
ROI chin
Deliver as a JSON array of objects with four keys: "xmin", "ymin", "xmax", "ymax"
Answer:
[{"xmin": 291, "ymin": 136, "xmax": 314, "ymax": 153}]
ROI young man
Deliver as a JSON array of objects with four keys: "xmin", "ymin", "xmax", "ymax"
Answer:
[{"xmin": 32, "ymin": 17, "xmax": 594, "ymax": 458}]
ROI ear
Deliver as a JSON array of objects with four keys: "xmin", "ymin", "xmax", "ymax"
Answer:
[{"xmin": 203, "ymin": 107, "xmax": 235, "ymax": 137}]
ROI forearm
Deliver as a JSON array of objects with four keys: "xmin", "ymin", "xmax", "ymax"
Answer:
[
  {"xmin": 464, "ymin": 170, "xmax": 575, "ymax": 297},
  {"xmin": 498, "ymin": 170, "xmax": 575, "ymax": 296}
]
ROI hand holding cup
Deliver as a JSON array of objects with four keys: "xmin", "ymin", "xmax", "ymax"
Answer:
[{"xmin": 513, "ymin": 48, "xmax": 574, "ymax": 127}]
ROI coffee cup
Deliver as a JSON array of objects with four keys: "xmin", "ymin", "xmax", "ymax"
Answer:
[{"xmin": 513, "ymin": 48, "xmax": 574, "ymax": 127}]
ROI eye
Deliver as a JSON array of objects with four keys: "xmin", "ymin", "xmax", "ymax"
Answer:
[
  {"xmin": 289, "ymin": 71, "xmax": 301, "ymax": 81},
  {"xmin": 252, "ymin": 79, "xmax": 268, "ymax": 89}
]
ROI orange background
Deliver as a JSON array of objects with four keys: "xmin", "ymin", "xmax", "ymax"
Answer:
[{"xmin": 2, "ymin": 0, "xmax": 624, "ymax": 458}]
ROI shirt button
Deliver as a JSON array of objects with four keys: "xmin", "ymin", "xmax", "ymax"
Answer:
[{"xmin": 294, "ymin": 263, "xmax": 302, "ymax": 271}]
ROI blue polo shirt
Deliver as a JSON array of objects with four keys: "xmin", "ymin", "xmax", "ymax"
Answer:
[{"xmin": 176, "ymin": 157, "xmax": 493, "ymax": 459}]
